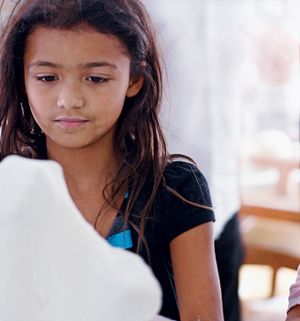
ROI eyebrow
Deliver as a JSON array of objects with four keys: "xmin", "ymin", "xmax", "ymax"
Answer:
[
  {"xmin": 28, "ymin": 61, "xmax": 118, "ymax": 70},
  {"xmin": 80, "ymin": 62, "xmax": 118, "ymax": 69},
  {"xmin": 28, "ymin": 61, "xmax": 62, "ymax": 69}
]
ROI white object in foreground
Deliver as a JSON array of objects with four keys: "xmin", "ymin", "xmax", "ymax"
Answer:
[
  {"xmin": 150, "ymin": 315, "xmax": 176, "ymax": 321},
  {"xmin": 0, "ymin": 155, "xmax": 161, "ymax": 321}
]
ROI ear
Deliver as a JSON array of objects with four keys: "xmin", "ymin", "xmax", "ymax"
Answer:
[{"xmin": 126, "ymin": 76, "xmax": 144, "ymax": 98}]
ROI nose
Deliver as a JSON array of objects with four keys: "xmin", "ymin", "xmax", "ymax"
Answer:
[{"xmin": 56, "ymin": 81, "xmax": 85, "ymax": 109}]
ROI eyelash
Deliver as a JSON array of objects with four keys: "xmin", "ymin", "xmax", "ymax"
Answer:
[
  {"xmin": 85, "ymin": 76, "xmax": 110, "ymax": 84},
  {"xmin": 35, "ymin": 75, "xmax": 110, "ymax": 84},
  {"xmin": 36, "ymin": 75, "xmax": 58, "ymax": 82}
]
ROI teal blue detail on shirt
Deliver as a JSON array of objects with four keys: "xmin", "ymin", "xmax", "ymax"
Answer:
[{"xmin": 107, "ymin": 229, "xmax": 133, "ymax": 249}]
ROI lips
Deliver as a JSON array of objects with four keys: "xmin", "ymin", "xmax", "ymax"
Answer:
[{"xmin": 54, "ymin": 116, "xmax": 89, "ymax": 129}]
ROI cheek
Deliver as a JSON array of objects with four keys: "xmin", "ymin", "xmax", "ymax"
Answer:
[
  {"xmin": 26, "ymin": 93, "xmax": 50, "ymax": 128},
  {"xmin": 26, "ymin": 85, "xmax": 52, "ymax": 116},
  {"xmin": 108, "ymin": 95, "xmax": 126, "ymax": 119},
  {"xmin": 28, "ymin": 105, "xmax": 45, "ymax": 130},
  {"xmin": 27, "ymin": 97, "xmax": 44, "ymax": 120},
  {"xmin": 25, "ymin": 84, "xmax": 42, "ymax": 113},
  {"xmin": 96, "ymin": 87, "xmax": 127, "ymax": 117},
  {"xmin": 25, "ymin": 77, "xmax": 53, "ymax": 104}
]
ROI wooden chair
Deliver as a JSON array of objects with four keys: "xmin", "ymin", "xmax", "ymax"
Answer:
[{"xmin": 240, "ymin": 202, "xmax": 300, "ymax": 297}]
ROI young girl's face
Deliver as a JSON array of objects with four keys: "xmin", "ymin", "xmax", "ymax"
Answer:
[{"xmin": 23, "ymin": 25, "xmax": 142, "ymax": 151}]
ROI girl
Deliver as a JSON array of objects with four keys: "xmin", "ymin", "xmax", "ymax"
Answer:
[{"xmin": 0, "ymin": 1, "xmax": 223, "ymax": 320}]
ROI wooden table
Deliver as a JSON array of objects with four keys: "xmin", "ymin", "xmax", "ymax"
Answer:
[{"xmin": 250, "ymin": 154, "xmax": 299, "ymax": 195}]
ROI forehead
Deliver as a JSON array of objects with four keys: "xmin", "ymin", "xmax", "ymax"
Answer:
[{"xmin": 24, "ymin": 25, "xmax": 130, "ymax": 66}]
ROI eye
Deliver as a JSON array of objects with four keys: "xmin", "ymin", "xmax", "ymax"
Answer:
[
  {"xmin": 36, "ymin": 75, "xmax": 58, "ymax": 82},
  {"xmin": 86, "ymin": 76, "xmax": 109, "ymax": 84}
]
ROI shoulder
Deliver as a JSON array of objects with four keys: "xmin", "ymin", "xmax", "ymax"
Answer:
[
  {"xmin": 158, "ymin": 160, "xmax": 214, "ymax": 243},
  {"xmin": 165, "ymin": 160, "xmax": 200, "ymax": 175},
  {"xmin": 163, "ymin": 160, "xmax": 212, "ymax": 207}
]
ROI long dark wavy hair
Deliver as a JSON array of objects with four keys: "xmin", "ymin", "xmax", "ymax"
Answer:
[{"xmin": 0, "ymin": 0, "xmax": 208, "ymax": 252}]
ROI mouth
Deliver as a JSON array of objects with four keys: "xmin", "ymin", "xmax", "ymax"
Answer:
[{"xmin": 54, "ymin": 117, "xmax": 89, "ymax": 129}]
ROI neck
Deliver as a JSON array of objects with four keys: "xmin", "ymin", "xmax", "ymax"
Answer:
[
  {"xmin": 44, "ymin": 136, "xmax": 124, "ymax": 236},
  {"xmin": 46, "ymin": 140, "xmax": 119, "ymax": 194}
]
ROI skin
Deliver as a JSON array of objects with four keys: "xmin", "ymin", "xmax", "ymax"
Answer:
[
  {"xmin": 286, "ymin": 306, "xmax": 300, "ymax": 321},
  {"xmin": 23, "ymin": 25, "xmax": 223, "ymax": 321},
  {"xmin": 170, "ymin": 223, "xmax": 223, "ymax": 321}
]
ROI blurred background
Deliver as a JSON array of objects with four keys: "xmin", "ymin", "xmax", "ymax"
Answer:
[
  {"xmin": 1, "ymin": 0, "xmax": 299, "ymax": 320},
  {"xmin": 143, "ymin": 1, "xmax": 299, "ymax": 321}
]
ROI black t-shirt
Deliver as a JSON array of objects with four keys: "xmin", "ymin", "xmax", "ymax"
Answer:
[{"xmin": 107, "ymin": 161, "xmax": 215, "ymax": 320}]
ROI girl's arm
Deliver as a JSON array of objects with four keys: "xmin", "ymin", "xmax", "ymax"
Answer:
[
  {"xmin": 170, "ymin": 221, "xmax": 224, "ymax": 321},
  {"xmin": 286, "ymin": 306, "xmax": 300, "ymax": 321}
]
